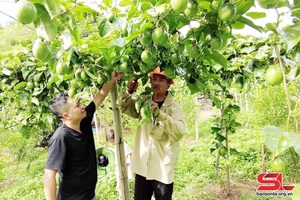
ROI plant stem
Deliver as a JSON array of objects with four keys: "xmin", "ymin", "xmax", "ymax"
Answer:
[
  {"xmin": 225, "ymin": 128, "xmax": 230, "ymax": 188},
  {"xmin": 273, "ymin": 45, "xmax": 291, "ymax": 129}
]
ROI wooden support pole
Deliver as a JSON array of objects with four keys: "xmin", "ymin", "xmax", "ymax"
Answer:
[{"xmin": 110, "ymin": 84, "xmax": 130, "ymax": 200}]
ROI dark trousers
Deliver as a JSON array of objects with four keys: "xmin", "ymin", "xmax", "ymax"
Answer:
[{"xmin": 134, "ymin": 174, "xmax": 174, "ymax": 200}]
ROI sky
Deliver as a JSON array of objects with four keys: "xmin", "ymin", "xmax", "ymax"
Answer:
[
  {"xmin": 0, "ymin": 0, "xmax": 15, "ymax": 27},
  {"xmin": 0, "ymin": 0, "xmax": 293, "ymax": 37}
]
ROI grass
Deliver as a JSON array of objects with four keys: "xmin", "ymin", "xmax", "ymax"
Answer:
[
  {"xmin": 0, "ymin": 115, "xmax": 294, "ymax": 200},
  {"xmin": 0, "ymin": 22, "xmax": 35, "ymax": 53},
  {"xmin": 0, "ymin": 84, "xmax": 297, "ymax": 199}
]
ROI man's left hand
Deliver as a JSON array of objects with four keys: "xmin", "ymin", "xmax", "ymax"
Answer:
[
  {"xmin": 151, "ymin": 101, "xmax": 160, "ymax": 118},
  {"xmin": 112, "ymin": 70, "xmax": 123, "ymax": 81}
]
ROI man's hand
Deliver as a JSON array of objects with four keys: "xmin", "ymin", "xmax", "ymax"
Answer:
[
  {"xmin": 93, "ymin": 70, "xmax": 123, "ymax": 108},
  {"xmin": 151, "ymin": 101, "xmax": 160, "ymax": 118},
  {"xmin": 112, "ymin": 70, "xmax": 123, "ymax": 82},
  {"xmin": 127, "ymin": 78, "xmax": 138, "ymax": 94}
]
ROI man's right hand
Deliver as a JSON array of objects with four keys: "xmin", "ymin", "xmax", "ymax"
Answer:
[{"xmin": 127, "ymin": 78, "xmax": 138, "ymax": 94}]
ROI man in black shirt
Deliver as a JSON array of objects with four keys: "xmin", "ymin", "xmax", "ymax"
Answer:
[{"xmin": 44, "ymin": 70, "xmax": 122, "ymax": 200}]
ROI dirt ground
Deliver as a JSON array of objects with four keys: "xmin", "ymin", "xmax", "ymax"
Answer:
[{"xmin": 202, "ymin": 180, "xmax": 257, "ymax": 200}]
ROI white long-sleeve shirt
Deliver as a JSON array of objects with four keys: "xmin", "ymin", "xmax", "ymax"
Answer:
[{"xmin": 117, "ymin": 91, "xmax": 186, "ymax": 184}]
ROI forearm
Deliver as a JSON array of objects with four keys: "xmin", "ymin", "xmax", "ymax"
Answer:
[
  {"xmin": 117, "ymin": 90, "xmax": 139, "ymax": 118},
  {"xmin": 44, "ymin": 175, "xmax": 57, "ymax": 200},
  {"xmin": 93, "ymin": 79, "xmax": 115, "ymax": 108}
]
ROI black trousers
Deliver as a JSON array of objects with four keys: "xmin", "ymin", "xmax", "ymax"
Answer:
[{"xmin": 134, "ymin": 174, "xmax": 174, "ymax": 200}]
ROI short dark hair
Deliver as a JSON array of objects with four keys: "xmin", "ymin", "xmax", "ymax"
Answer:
[
  {"xmin": 106, "ymin": 129, "xmax": 115, "ymax": 142},
  {"xmin": 49, "ymin": 93, "xmax": 69, "ymax": 118}
]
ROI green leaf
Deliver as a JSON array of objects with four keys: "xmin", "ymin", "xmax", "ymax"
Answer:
[
  {"xmin": 34, "ymin": 4, "xmax": 58, "ymax": 41},
  {"xmin": 210, "ymin": 148, "xmax": 217, "ymax": 153},
  {"xmin": 128, "ymin": 5, "xmax": 139, "ymax": 18},
  {"xmin": 263, "ymin": 126, "xmax": 283, "ymax": 153},
  {"xmin": 42, "ymin": 0, "xmax": 61, "ymax": 19},
  {"xmin": 199, "ymin": 1, "xmax": 212, "ymax": 12},
  {"xmin": 278, "ymin": 23, "xmax": 300, "ymax": 51},
  {"xmin": 234, "ymin": 0, "xmax": 255, "ymax": 16},
  {"xmin": 215, "ymin": 133, "xmax": 226, "ymax": 142},
  {"xmin": 295, "ymin": 0, "xmax": 300, "ymax": 6},
  {"xmin": 246, "ymin": 12, "xmax": 266, "ymax": 19},
  {"xmin": 42, "ymin": 113, "xmax": 54, "ymax": 125},
  {"xmin": 61, "ymin": 10, "xmax": 76, "ymax": 30},
  {"xmin": 207, "ymin": 73, "xmax": 220, "ymax": 80},
  {"xmin": 187, "ymin": 81, "xmax": 201, "ymax": 94},
  {"xmin": 98, "ymin": 18, "xmax": 111, "ymax": 37},
  {"xmin": 276, "ymin": 132, "xmax": 296, "ymax": 156},
  {"xmin": 291, "ymin": 8, "xmax": 300, "ymax": 18},
  {"xmin": 83, "ymin": 66, "xmax": 97, "ymax": 80},
  {"xmin": 229, "ymin": 148, "xmax": 240, "ymax": 155},
  {"xmin": 147, "ymin": 0, "xmax": 156, "ymax": 6},
  {"xmin": 14, "ymin": 82, "xmax": 27, "ymax": 90},
  {"xmin": 212, "ymin": 96, "xmax": 221, "ymax": 108},
  {"xmin": 233, "ymin": 16, "xmax": 263, "ymax": 32},
  {"xmin": 19, "ymin": 92, "xmax": 30, "ymax": 107},
  {"xmin": 293, "ymin": 134, "xmax": 300, "ymax": 156},
  {"xmin": 47, "ymin": 74, "xmax": 59, "ymax": 88},
  {"xmin": 119, "ymin": 0, "xmax": 133, "ymax": 6},
  {"xmin": 205, "ymin": 50, "xmax": 228, "ymax": 68},
  {"xmin": 138, "ymin": 2, "xmax": 153, "ymax": 11},
  {"xmin": 231, "ymin": 20, "xmax": 245, "ymax": 29},
  {"xmin": 23, "ymin": 61, "xmax": 36, "ymax": 67},
  {"xmin": 20, "ymin": 125, "xmax": 31, "ymax": 139},
  {"xmin": 103, "ymin": 0, "xmax": 113, "ymax": 7},
  {"xmin": 229, "ymin": 120, "xmax": 241, "ymax": 128},
  {"xmin": 1, "ymin": 97, "xmax": 11, "ymax": 106},
  {"xmin": 275, "ymin": 0, "xmax": 290, "ymax": 8},
  {"xmin": 266, "ymin": 22, "xmax": 278, "ymax": 34},
  {"xmin": 31, "ymin": 97, "xmax": 40, "ymax": 106},
  {"xmin": 2, "ymin": 68, "xmax": 11, "ymax": 76},
  {"xmin": 0, "ymin": 128, "xmax": 10, "ymax": 135},
  {"xmin": 211, "ymin": 127, "xmax": 221, "ymax": 132},
  {"xmin": 240, "ymin": 46, "xmax": 256, "ymax": 54},
  {"xmin": 177, "ymin": 16, "xmax": 190, "ymax": 30}
]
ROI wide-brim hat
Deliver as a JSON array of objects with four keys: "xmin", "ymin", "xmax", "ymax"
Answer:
[{"xmin": 149, "ymin": 66, "xmax": 174, "ymax": 84}]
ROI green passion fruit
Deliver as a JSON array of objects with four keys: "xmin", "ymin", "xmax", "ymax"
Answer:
[
  {"xmin": 171, "ymin": 0, "xmax": 188, "ymax": 13},
  {"xmin": 184, "ymin": 2, "xmax": 198, "ymax": 17},
  {"xmin": 140, "ymin": 33, "xmax": 152, "ymax": 46},
  {"xmin": 32, "ymin": 39, "xmax": 51, "ymax": 62},
  {"xmin": 218, "ymin": 3, "xmax": 236, "ymax": 22},
  {"xmin": 265, "ymin": 65, "xmax": 283, "ymax": 86},
  {"xmin": 116, "ymin": 62, "xmax": 129, "ymax": 73},
  {"xmin": 141, "ymin": 50, "xmax": 154, "ymax": 64},
  {"xmin": 210, "ymin": 36, "xmax": 223, "ymax": 49},
  {"xmin": 56, "ymin": 62, "xmax": 72, "ymax": 75},
  {"xmin": 152, "ymin": 27, "xmax": 167, "ymax": 45},
  {"xmin": 271, "ymin": 158, "xmax": 285, "ymax": 172},
  {"xmin": 15, "ymin": 0, "xmax": 37, "ymax": 24}
]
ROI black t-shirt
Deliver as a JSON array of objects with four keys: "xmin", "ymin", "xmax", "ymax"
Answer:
[{"xmin": 45, "ymin": 102, "xmax": 97, "ymax": 200}]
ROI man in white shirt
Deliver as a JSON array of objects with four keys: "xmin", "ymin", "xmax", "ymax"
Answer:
[{"xmin": 118, "ymin": 66, "xmax": 186, "ymax": 200}]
